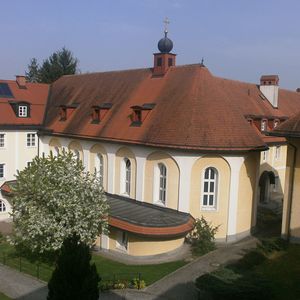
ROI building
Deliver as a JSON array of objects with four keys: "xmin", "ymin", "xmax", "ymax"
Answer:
[
  {"xmin": 0, "ymin": 76, "xmax": 49, "ymax": 220},
  {"xmin": 270, "ymin": 112, "xmax": 300, "ymax": 243},
  {"xmin": 2, "ymin": 30, "xmax": 300, "ymax": 255}
]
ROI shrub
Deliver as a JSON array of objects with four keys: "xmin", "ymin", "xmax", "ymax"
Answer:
[
  {"xmin": 131, "ymin": 277, "xmax": 146, "ymax": 289},
  {"xmin": 231, "ymin": 250, "xmax": 266, "ymax": 271},
  {"xmin": 186, "ymin": 216, "xmax": 219, "ymax": 256},
  {"xmin": 258, "ymin": 238, "xmax": 288, "ymax": 255}
]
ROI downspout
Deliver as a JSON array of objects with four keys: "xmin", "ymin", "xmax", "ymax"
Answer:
[{"xmin": 286, "ymin": 142, "xmax": 297, "ymax": 240}]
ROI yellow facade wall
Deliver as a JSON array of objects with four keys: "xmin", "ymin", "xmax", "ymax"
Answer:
[
  {"xmin": 128, "ymin": 235, "xmax": 184, "ymax": 256},
  {"xmin": 107, "ymin": 227, "xmax": 184, "ymax": 256},
  {"xmin": 144, "ymin": 151, "xmax": 179, "ymax": 209},
  {"xmin": 115, "ymin": 147, "xmax": 136, "ymax": 198},
  {"xmin": 190, "ymin": 156, "xmax": 230, "ymax": 239},
  {"xmin": 284, "ymin": 140, "xmax": 300, "ymax": 241},
  {"xmin": 237, "ymin": 153, "xmax": 259, "ymax": 234}
]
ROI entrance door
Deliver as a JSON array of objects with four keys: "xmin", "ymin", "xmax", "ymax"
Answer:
[{"xmin": 116, "ymin": 231, "xmax": 128, "ymax": 252}]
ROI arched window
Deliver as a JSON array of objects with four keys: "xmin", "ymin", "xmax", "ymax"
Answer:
[
  {"xmin": 122, "ymin": 158, "xmax": 131, "ymax": 195},
  {"xmin": 158, "ymin": 163, "xmax": 167, "ymax": 205},
  {"xmin": 95, "ymin": 153, "xmax": 104, "ymax": 186},
  {"xmin": 125, "ymin": 158, "xmax": 131, "ymax": 195},
  {"xmin": 0, "ymin": 200, "xmax": 6, "ymax": 212},
  {"xmin": 202, "ymin": 167, "xmax": 218, "ymax": 209},
  {"xmin": 73, "ymin": 149, "xmax": 80, "ymax": 161}
]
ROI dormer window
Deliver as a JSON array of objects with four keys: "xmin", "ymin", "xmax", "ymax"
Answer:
[
  {"xmin": 59, "ymin": 106, "xmax": 67, "ymax": 121},
  {"xmin": 18, "ymin": 105, "xmax": 28, "ymax": 117},
  {"xmin": 274, "ymin": 119, "xmax": 280, "ymax": 128},
  {"xmin": 91, "ymin": 103, "xmax": 112, "ymax": 124},
  {"xmin": 130, "ymin": 103, "xmax": 156, "ymax": 127},
  {"xmin": 261, "ymin": 119, "xmax": 267, "ymax": 132}
]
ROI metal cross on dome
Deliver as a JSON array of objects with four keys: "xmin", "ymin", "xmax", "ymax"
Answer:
[{"xmin": 164, "ymin": 17, "xmax": 170, "ymax": 33}]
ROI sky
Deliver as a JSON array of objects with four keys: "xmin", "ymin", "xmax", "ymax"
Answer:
[{"xmin": 1, "ymin": 0, "xmax": 300, "ymax": 90}]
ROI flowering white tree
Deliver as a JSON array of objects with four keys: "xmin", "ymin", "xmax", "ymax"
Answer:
[{"xmin": 10, "ymin": 151, "xmax": 108, "ymax": 254}]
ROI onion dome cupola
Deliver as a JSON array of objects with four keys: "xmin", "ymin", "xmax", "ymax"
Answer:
[
  {"xmin": 158, "ymin": 31, "xmax": 173, "ymax": 53},
  {"xmin": 153, "ymin": 18, "xmax": 176, "ymax": 76}
]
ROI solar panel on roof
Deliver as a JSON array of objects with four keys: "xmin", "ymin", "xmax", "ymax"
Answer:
[{"xmin": 0, "ymin": 83, "xmax": 14, "ymax": 98}]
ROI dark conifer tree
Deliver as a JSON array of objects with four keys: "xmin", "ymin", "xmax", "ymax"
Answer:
[
  {"xmin": 25, "ymin": 47, "xmax": 78, "ymax": 84},
  {"xmin": 47, "ymin": 235, "xmax": 100, "ymax": 300}
]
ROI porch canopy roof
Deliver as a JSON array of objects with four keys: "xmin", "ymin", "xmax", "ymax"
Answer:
[
  {"xmin": 106, "ymin": 193, "xmax": 195, "ymax": 238},
  {"xmin": 0, "ymin": 181, "xmax": 195, "ymax": 238}
]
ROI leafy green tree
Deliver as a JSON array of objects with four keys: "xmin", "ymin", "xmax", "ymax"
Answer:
[
  {"xmin": 10, "ymin": 151, "xmax": 108, "ymax": 256},
  {"xmin": 25, "ymin": 47, "xmax": 79, "ymax": 84},
  {"xmin": 25, "ymin": 58, "xmax": 40, "ymax": 83},
  {"xmin": 47, "ymin": 234, "xmax": 100, "ymax": 300}
]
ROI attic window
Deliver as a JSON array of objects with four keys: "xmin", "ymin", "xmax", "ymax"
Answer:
[
  {"xmin": 18, "ymin": 105, "xmax": 28, "ymax": 117},
  {"xmin": 247, "ymin": 118, "xmax": 253, "ymax": 125},
  {"xmin": 91, "ymin": 103, "xmax": 113, "ymax": 124},
  {"xmin": 261, "ymin": 119, "xmax": 267, "ymax": 132},
  {"xmin": 274, "ymin": 119, "xmax": 280, "ymax": 128},
  {"xmin": 59, "ymin": 106, "xmax": 67, "ymax": 121},
  {"xmin": 133, "ymin": 109, "xmax": 142, "ymax": 123},
  {"xmin": 130, "ymin": 103, "xmax": 156, "ymax": 127}
]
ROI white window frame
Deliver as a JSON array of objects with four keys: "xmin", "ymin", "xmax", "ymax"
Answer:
[
  {"xmin": 0, "ymin": 200, "xmax": 6, "ymax": 212},
  {"xmin": 18, "ymin": 105, "xmax": 28, "ymax": 117},
  {"xmin": 262, "ymin": 150, "xmax": 268, "ymax": 161},
  {"xmin": 95, "ymin": 153, "xmax": 104, "ymax": 187},
  {"xmin": 121, "ymin": 158, "xmax": 131, "ymax": 196},
  {"xmin": 158, "ymin": 163, "xmax": 167, "ymax": 205},
  {"xmin": 261, "ymin": 119, "xmax": 267, "ymax": 131},
  {"xmin": 26, "ymin": 133, "xmax": 36, "ymax": 147},
  {"xmin": 0, "ymin": 133, "xmax": 5, "ymax": 148},
  {"xmin": 275, "ymin": 146, "xmax": 281, "ymax": 160},
  {"xmin": 153, "ymin": 163, "xmax": 167, "ymax": 206},
  {"xmin": 201, "ymin": 167, "xmax": 218, "ymax": 211},
  {"xmin": 0, "ymin": 164, "xmax": 5, "ymax": 180}
]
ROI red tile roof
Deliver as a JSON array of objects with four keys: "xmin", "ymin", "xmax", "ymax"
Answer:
[
  {"xmin": 0, "ymin": 79, "xmax": 49, "ymax": 127},
  {"xmin": 272, "ymin": 110, "xmax": 300, "ymax": 137},
  {"xmin": 42, "ymin": 65, "xmax": 300, "ymax": 151}
]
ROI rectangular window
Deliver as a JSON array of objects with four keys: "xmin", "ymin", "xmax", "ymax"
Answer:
[
  {"xmin": 202, "ymin": 168, "xmax": 218, "ymax": 210},
  {"xmin": 275, "ymin": 146, "xmax": 281, "ymax": 160},
  {"xmin": 262, "ymin": 150, "xmax": 268, "ymax": 161},
  {"xmin": 0, "ymin": 134, "xmax": 5, "ymax": 147},
  {"xmin": 157, "ymin": 57, "xmax": 162, "ymax": 67},
  {"xmin": 0, "ymin": 164, "xmax": 4, "ymax": 179},
  {"xmin": 27, "ymin": 133, "xmax": 36, "ymax": 147},
  {"xmin": 168, "ymin": 57, "xmax": 173, "ymax": 66},
  {"xmin": 18, "ymin": 105, "xmax": 28, "ymax": 117},
  {"xmin": 261, "ymin": 120, "xmax": 267, "ymax": 131}
]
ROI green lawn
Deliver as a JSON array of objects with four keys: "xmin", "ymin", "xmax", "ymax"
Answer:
[
  {"xmin": 0, "ymin": 292, "xmax": 12, "ymax": 300},
  {"xmin": 255, "ymin": 244, "xmax": 300, "ymax": 299},
  {"xmin": 0, "ymin": 241, "xmax": 186, "ymax": 286},
  {"xmin": 196, "ymin": 239, "xmax": 300, "ymax": 300}
]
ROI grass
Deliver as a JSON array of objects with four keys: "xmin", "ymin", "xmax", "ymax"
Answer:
[
  {"xmin": 0, "ymin": 292, "xmax": 11, "ymax": 300},
  {"xmin": 196, "ymin": 238, "xmax": 300, "ymax": 300},
  {"xmin": 0, "ymin": 241, "xmax": 186, "ymax": 287}
]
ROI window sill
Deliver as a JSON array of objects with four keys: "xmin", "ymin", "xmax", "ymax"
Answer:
[
  {"xmin": 201, "ymin": 207, "xmax": 217, "ymax": 212},
  {"xmin": 154, "ymin": 201, "xmax": 166, "ymax": 207}
]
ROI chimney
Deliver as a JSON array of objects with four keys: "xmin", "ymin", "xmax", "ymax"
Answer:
[
  {"xmin": 259, "ymin": 75, "xmax": 279, "ymax": 108},
  {"xmin": 153, "ymin": 19, "xmax": 176, "ymax": 76},
  {"xmin": 16, "ymin": 75, "xmax": 27, "ymax": 89}
]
